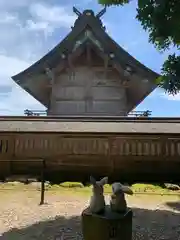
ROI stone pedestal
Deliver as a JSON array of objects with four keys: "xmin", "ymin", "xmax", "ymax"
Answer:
[{"xmin": 81, "ymin": 206, "xmax": 132, "ymax": 240}]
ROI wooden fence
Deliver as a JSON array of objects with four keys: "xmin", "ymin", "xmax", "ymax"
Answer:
[{"xmin": 0, "ymin": 132, "xmax": 179, "ymax": 182}]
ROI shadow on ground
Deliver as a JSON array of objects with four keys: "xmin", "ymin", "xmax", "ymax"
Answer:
[
  {"xmin": 1, "ymin": 208, "xmax": 180, "ymax": 240},
  {"xmin": 165, "ymin": 195, "xmax": 180, "ymax": 212},
  {"xmin": 166, "ymin": 201, "xmax": 180, "ymax": 212}
]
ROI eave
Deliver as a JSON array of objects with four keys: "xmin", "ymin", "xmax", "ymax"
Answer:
[
  {"xmin": 12, "ymin": 14, "xmax": 159, "ymax": 82},
  {"xmin": 11, "ymin": 12, "xmax": 160, "ymax": 108}
]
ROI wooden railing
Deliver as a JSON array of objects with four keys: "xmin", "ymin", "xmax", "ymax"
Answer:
[
  {"xmin": 128, "ymin": 110, "xmax": 152, "ymax": 117},
  {"xmin": 24, "ymin": 109, "xmax": 152, "ymax": 117},
  {"xmin": 24, "ymin": 109, "xmax": 47, "ymax": 116}
]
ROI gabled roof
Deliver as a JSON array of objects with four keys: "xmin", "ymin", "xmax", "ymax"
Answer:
[{"xmin": 12, "ymin": 8, "xmax": 159, "ymax": 108}]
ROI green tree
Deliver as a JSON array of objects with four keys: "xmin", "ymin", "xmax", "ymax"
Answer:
[{"xmin": 98, "ymin": 0, "xmax": 180, "ymax": 95}]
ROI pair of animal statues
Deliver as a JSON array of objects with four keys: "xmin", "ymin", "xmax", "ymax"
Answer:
[{"xmin": 89, "ymin": 176, "xmax": 133, "ymax": 214}]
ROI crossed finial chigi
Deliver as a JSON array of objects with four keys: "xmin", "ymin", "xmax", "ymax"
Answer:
[{"xmin": 89, "ymin": 176, "xmax": 133, "ymax": 214}]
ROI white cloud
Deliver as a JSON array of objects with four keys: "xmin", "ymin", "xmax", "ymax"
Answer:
[
  {"xmin": 25, "ymin": 19, "xmax": 54, "ymax": 38},
  {"xmin": 0, "ymin": 0, "xmax": 30, "ymax": 9},
  {"xmin": 0, "ymin": 55, "xmax": 44, "ymax": 115},
  {"xmin": 160, "ymin": 92, "xmax": 180, "ymax": 101},
  {"xmin": 0, "ymin": 55, "xmax": 29, "ymax": 77},
  {"xmin": 0, "ymin": 2, "xmax": 76, "ymax": 60},
  {"xmin": 0, "ymin": 1, "xmax": 78, "ymax": 115},
  {"xmin": 26, "ymin": 19, "xmax": 50, "ymax": 32},
  {"xmin": 0, "ymin": 85, "xmax": 45, "ymax": 115},
  {"xmin": 0, "ymin": 12, "xmax": 17, "ymax": 23},
  {"xmin": 0, "ymin": 55, "xmax": 30, "ymax": 104},
  {"xmin": 27, "ymin": 3, "xmax": 76, "ymax": 35},
  {"xmin": 30, "ymin": 3, "xmax": 75, "ymax": 25}
]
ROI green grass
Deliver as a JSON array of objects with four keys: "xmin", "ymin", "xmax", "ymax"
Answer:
[
  {"xmin": 50, "ymin": 182, "xmax": 177, "ymax": 194},
  {"xmin": 0, "ymin": 182, "xmax": 178, "ymax": 195},
  {"xmin": 131, "ymin": 183, "xmax": 164, "ymax": 192}
]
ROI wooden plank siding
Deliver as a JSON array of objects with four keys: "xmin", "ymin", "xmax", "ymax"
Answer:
[
  {"xmin": 0, "ymin": 132, "xmax": 180, "ymax": 181},
  {"xmin": 48, "ymin": 65, "xmax": 128, "ymax": 116}
]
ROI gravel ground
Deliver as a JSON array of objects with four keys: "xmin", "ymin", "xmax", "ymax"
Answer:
[{"xmin": 0, "ymin": 190, "xmax": 180, "ymax": 240}]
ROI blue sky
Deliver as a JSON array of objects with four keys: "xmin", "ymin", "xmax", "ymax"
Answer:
[{"xmin": 0, "ymin": 0, "xmax": 179, "ymax": 116}]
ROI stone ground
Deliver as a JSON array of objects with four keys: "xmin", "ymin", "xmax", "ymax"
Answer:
[{"xmin": 0, "ymin": 189, "xmax": 180, "ymax": 240}]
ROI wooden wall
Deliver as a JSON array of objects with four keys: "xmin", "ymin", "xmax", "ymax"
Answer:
[
  {"xmin": 6, "ymin": 134, "xmax": 180, "ymax": 159},
  {"xmin": 48, "ymin": 66, "xmax": 127, "ymax": 116},
  {"xmin": 0, "ymin": 132, "xmax": 180, "ymax": 182}
]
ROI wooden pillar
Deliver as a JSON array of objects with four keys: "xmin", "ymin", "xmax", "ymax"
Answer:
[{"xmin": 39, "ymin": 159, "xmax": 46, "ymax": 205}]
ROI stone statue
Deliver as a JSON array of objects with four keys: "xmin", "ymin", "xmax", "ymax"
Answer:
[
  {"xmin": 89, "ymin": 176, "xmax": 108, "ymax": 214},
  {"xmin": 82, "ymin": 179, "xmax": 133, "ymax": 240},
  {"xmin": 110, "ymin": 182, "xmax": 133, "ymax": 213}
]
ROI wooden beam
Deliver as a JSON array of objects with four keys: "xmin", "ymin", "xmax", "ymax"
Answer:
[
  {"xmin": 86, "ymin": 44, "xmax": 92, "ymax": 67},
  {"xmin": 87, "ymin": 44, "xmax": 130, "ymax": 86},
  {"xmin": 68, "ymin": 54, "xmax": 74, "ymax": 69},
  {"xmin": 45, "ymin": 67, "xmax": 55, "ymax": 85},
  {"xmin": 113, "ymin": 62, "xmax": 131, "ymax": 88},
  {"xmin": 103, "ymin": 54, "xmax": 109, "ymax": 78},
  {"xmin": 44, "ymin": 46, "xmax": 85, "ymax": 78},
  {"xmin": 39, "ymin": 159, "xmax": 46, "ymax": 205},
  {"xmin": 44, "ymin": 67, "xmax": 56, "ymax": 111},
  {"xmin": 67, "ymin": 54, "xmax": 75, "ymax": 78},
  {"xmin": 92, "ymin": 66, "xmax": 113, "ymax": 72}
]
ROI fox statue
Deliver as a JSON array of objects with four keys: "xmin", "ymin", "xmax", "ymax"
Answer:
[
  {"xmin": 89, "ymin": 176, "xmax": 108, "ymax": 214},
  {"xmin": 110, "ymin": 182, "xmax": 133, "ymax": 213}
]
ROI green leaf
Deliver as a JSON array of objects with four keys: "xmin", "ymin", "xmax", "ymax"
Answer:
[
  {"xmin": 155, "ymin": 76, "xmax": 162, "ymax": 84},
  {"xmin": 98, "ymin": 0, "xmax": 130, "ymax": 6}
]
